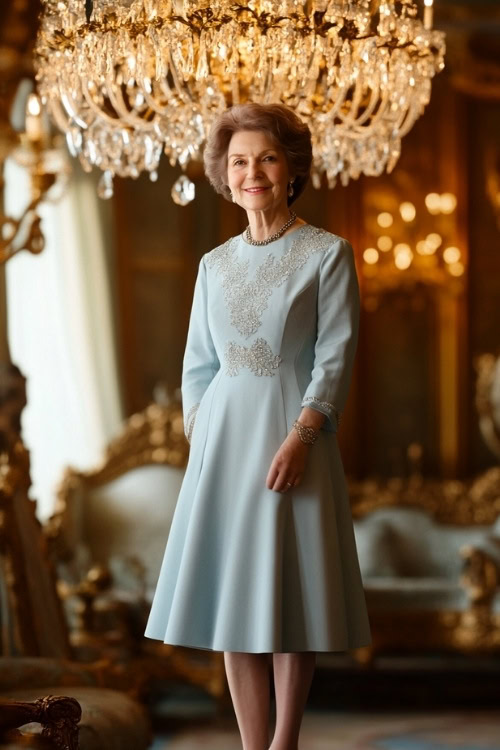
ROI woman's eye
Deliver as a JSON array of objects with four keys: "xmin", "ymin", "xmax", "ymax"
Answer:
[
  {"xmin": 233, "ymin": 160, "xmax": 244, "ymax": 166},
  {"xmin": 264, "ymin": 155, "xmax": 276, "ymax": 161}
]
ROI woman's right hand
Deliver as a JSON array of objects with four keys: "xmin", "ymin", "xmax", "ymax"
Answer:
[{"xmin": 266, "ymin": 429, "xmax": 310, "ymax": 493}]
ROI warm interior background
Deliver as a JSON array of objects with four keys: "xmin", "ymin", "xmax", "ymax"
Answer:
[
  {"xmin": 107, "ymin": 36, "xmax": 499, "ymax": 483},
  {"xmin": 2, "ymin": 2, "xmax": 500, "ymax": 749}
]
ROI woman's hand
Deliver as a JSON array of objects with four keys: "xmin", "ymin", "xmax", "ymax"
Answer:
[
  {"xmin": 266, "ymin": 429, "xmax": 310, "ymax": 493},
  {"xmin": 266, "ymin": 407, "xmax": 326, "ymax": 493}
]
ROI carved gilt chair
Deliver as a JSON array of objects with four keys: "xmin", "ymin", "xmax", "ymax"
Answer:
[
  {"xmin": 0, "ymin": 368, "xmax": 151, "ymax": 750},
  {"xmin": 44, "ymin": 400, "xmax": 226, "ymax": 702}
]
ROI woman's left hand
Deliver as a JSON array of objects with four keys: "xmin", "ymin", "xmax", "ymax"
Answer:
[{"xmin": 266, "ymin": 430, "xmax": 310, "ymax": 493}]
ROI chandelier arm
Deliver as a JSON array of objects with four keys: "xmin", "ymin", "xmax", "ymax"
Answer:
[
  {"xmin": 397, "ymin": 100, "xmax": 422, "ymax": 138},
  {"xmin": 48, "ymin": 97, "xmax": 74, "ymax": 134},
  {"xmin": 158, "ymin": 76, "xmax": 190, "ymax": 107},
  {"xmin": 59, "ymin": 85, "xmax": 90, "ymax": 129},
  {"xmin": 339, "ymin": 78, "xmax": 366, "ymax": 127},
  {"xmin": 389, "ymin": 88, "xmax": 426, "ymax": 138},
  {"xmin": 334, "ymin": 86, "xmax": 390, "ymax": 138},
  {"xmin": 103, "ymin": 74, "xmax": 156, "ymax": 130},
  {"xmin": 140, "ymin": 83, "xmax": 170, "ymax": 117},
  {"xmin": 157, "ymin": 77, "xmax": 176, "ymax": 103},
  {"xmin": 324, "ymin": 85, "xmax": 350, "ymax": 120},
  {"xmin": 348, "ymin": 82, "xmax": 383, "ymax": 128},
  {"xmin": 351, "ymin": 89, "xmax": 391, "ymax": 136},
  {"xmin": 78, "ymin": 77, "xmax": 153, "ymax": 131},
  {"xmin": 78, "ymin": 81, "xmax": 127, "ymax": 127},
  {"xmin": 167, "ymin": 50, "xmax": 195, "ymax": 104},
  {"xmin": 148, "ymin": 49, "xmax": 177, "ymax": 100},
  {"xmin": 390, "ymin": 103, "xmax": 415, "ymax": 137}
]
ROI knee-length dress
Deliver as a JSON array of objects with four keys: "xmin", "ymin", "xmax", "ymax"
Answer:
[{"xmin": 144, "ymin": 223, "xmax": 372, "ymax": 653}]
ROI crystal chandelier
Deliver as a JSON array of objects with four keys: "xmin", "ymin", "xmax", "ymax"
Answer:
[{"xmin": 35, "ymin": 0, "xmax": 445, "ymax": 203}]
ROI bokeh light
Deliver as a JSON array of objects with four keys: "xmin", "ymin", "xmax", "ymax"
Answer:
[
  {"xmin": 425, "ymin": 192, "xmax": 441, "ymax": 214},
  {"xmin": 440, "ymin": 192, "xmax": 457, "ymax": 214},
  {"xmin": 363, "ymin": 248, "xmax": 379, "ymax": 264},
  {"xmin": 377, "ymin": 212, "xmax": 393, "ymax": 228},
  {"xmin": 377, "ymin": 235, "xmax": 393, "ymax": 252},
  {"xmin": 443, "ymin": 246, "xmax": 461, "ymax": 264},
  {"xmin": 400, "ymin": 201, "xmax": 416, "ymax": 222}
]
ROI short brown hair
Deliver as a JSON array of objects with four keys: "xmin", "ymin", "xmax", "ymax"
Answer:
[{"xmin": 203, "ymin": 102, "xmax": 312, "ymax": 205}]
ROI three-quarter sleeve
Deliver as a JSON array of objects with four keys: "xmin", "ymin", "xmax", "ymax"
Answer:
[
  {"xmin": 300, "ymin": 237, "xmax": 360, "ymax": 433},
  {"xmin": 181, "ymin": 255, "xmax": 220, "ymax": 442}
]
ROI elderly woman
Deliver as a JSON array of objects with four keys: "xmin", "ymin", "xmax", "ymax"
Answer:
[{"xmin": 145, "ymin": 102, "xmax": 371, "ymax": 750}]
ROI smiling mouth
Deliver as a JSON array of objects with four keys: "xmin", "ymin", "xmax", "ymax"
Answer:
[{"xmin": 244, "ymin": 187, "xmax": 270, "ymax": 193}]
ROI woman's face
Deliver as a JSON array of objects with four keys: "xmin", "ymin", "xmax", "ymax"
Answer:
[{"xmin": 226, "ymin": 129, "xmax": 292, "ymax": 214}]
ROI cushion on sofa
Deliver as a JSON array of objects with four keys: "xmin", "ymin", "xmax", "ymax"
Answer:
[
  {"xmin": 354, "ymin": 507, "xmax": 493, "ymax": 579},
  {"xmin": 353, "ymin": 517, "xmax": 399, "ymax": 578}
]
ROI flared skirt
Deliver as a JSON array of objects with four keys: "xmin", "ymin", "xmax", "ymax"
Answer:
[{"xmin": 144, "ymin": 370, "xmax": 372, "ymax": 653}]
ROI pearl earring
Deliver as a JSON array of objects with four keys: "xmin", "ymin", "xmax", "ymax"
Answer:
[{"xmin": 287, "ymin": 181, "xmax": 294, "ymax": 197}]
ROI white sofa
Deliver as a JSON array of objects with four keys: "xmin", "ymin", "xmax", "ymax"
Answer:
[{"xmin": 354, "ymin": 505, "xmax": 500, "ymax": 614}]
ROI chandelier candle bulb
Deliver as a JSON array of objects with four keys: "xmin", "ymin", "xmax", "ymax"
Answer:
[
  {"xmin": 25, "ymin": 94, "xmax": 44, "ymax": 142},
  {"xmin": 424, "ymin": 0, "xmax": 434, "ymax": 30}
]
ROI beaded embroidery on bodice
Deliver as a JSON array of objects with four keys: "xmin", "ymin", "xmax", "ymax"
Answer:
[
  {"xmin": 205, "ymin": 224, "xmax": 334, "ymax": 340},
  {"xmin": 225, "ymin": 338, "xmax": 283, "ymax": 377},
  {"xmin": 185, "ymin": 226, "xmax": 343, "ymax": 440}
]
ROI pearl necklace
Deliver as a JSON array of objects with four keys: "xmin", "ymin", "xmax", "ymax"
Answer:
[{"xmin": 244, "ymin": 211, "xmax": 297, "ymax": 246}]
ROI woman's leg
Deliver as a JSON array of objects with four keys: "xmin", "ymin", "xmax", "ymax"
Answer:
[
  {"xmin": 224, "ymin": 651, "xmax": 271, "ymax": 750},
  {"xmin": 269, "ymin": 652, "xmax": 316, "ymax": 750}
]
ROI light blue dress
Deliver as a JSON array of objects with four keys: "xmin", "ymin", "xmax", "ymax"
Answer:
[{"xmin": 144, "ymin": 223, "xmax": 372, "ymax": 653}]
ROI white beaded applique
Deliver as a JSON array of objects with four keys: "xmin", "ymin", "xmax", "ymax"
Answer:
[
  {"xmin": 225, "ymin": 338, "xmax": 282, "ymax": 377},
  {"xmin": 205, "ymin": 225, "xmax": 335, "ymax": 338},
  {"xmin": 302, "ymin": 395, "xmax": 341, "ymax": 427},
  {"xmin": 185, "ymin": 403, "xmax": 199, "ymax": 443}
]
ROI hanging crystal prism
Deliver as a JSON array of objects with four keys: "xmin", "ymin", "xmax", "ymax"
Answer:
[
  {"xmin": 97, "ymin": 170, "xmax": 114, "ymax": 200},
  {"xmin": 171, "ymin": 175, "xmax": 195, "ymax": 206}
]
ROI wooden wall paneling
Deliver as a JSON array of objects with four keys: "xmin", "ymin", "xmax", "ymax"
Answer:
[
  {"xmin": 113, "ymin": 165, "xmax": 196, "ymax": 415},
  {"xmin": 323, "ymin": 179, "xmax": 365, "ymax": 477},
  {"xmin": 467, "ymin": 96, "xmax": 500, "ymax": 473},
  {"xmin": 346, "ymin": 74, "xmax": 473, "ymax": 480},
  {"xmin": 113, "ymin": 175, "xmax": 140, "ymax": 416},
  {"xmin": 217, "ymin": 189, "xmax": 246, "ymax": 245},
  {"xmin": 435, "ymin": 85, "xmax": 470, "ymax": 477}
]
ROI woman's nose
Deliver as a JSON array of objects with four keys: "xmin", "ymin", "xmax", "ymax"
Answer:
[{"xmin": 247, "ymin": 160, "xmax": 263, "ymax": 178}]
